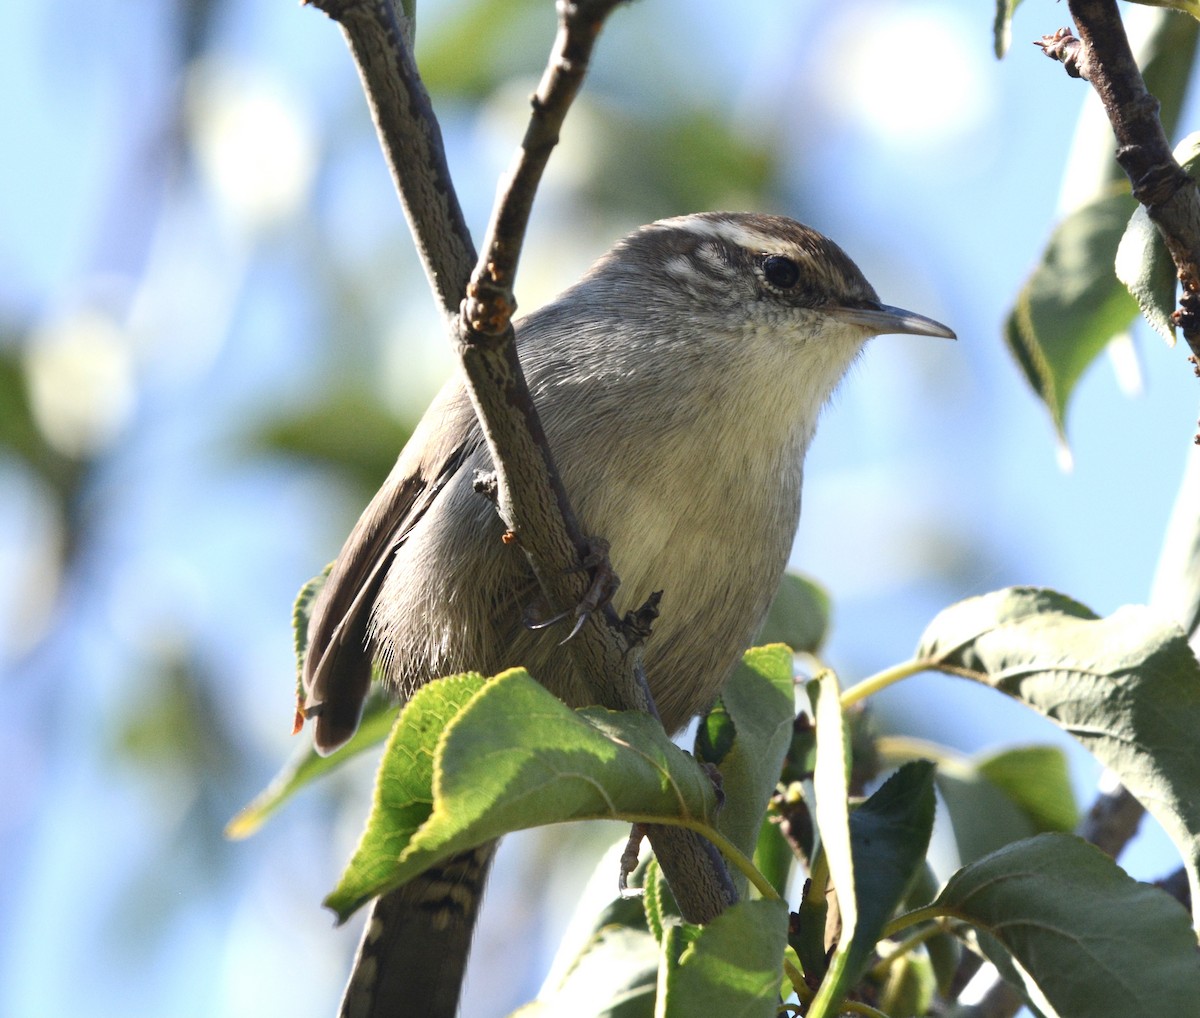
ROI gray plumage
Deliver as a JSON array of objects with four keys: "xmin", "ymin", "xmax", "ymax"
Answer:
[{"xmin": 301, "ymin": 211, "xmax": 954, "ymax": 1016}]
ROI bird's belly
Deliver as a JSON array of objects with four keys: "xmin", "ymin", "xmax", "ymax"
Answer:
[{"xmin": 589, "ymin": 484, "xmax": 795, "ymax": 731}]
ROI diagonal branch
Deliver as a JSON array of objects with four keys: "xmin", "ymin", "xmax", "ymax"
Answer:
[
  {"xmin": 307, "ymin": 0, "xmax": 735, "ymax": 924},
  {"xmin": 452, "ymin": 0, "xmax": 654, "ymax": 723},
  {"xmin": 1038, "ymin": 5, "xmax": 1200, "ymax": 364},
  {"xmin": 309, "ymin": 0, "xmax": 476, "ymax": 311}
]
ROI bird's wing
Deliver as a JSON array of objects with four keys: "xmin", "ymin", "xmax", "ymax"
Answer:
[{"xmin": 302, "ymin": 378, "xmax": 480, "ymax": 754}]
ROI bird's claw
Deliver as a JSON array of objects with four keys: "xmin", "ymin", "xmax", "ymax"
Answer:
[{"xmin": 523, "ymin": 537, "xmax": 620, "ymax": 643}]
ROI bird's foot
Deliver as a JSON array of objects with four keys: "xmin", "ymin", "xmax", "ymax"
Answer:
[
  {"xmin": 618, "ymin": 824, "xmax": 647, "ymax": 897},
  {"xmin": 524, "ymin": 538, "xmax": 620, "ymax": 643}
]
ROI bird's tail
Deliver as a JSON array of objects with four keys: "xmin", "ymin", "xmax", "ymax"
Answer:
[{"xmin": 339, "ymin": 842, "xmax": 497, "ymax": 1018}]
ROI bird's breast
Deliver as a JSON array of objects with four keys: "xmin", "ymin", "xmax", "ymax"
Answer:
[{"xmin": 560, "ymin": 416, "xmax": 808, "ymax": 730}]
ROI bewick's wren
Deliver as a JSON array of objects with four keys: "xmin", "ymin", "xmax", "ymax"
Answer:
[{"xmin": 302, "ymin": 211, "xmax": 954, "ymax": 1017}]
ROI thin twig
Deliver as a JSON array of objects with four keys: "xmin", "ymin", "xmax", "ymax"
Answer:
[
  {"xmin": 308, "ymin": 0, "xmax": 475, "ymax": 311},
  {"xmin": 1039, "ymin": 4, "xmax": 1200, "ymax": 361},
  {"xmin": 466, "ymin": 0, "xmax": 624, "ymax": 332},
  {"xmin": 452, "ymin": 0, "xmax": 655, "ymax": 718}
]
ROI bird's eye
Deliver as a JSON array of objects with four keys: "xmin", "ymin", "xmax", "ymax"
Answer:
[{"xmin": 762, "ymin": 255, "xmax": 801, "ymax": 290}]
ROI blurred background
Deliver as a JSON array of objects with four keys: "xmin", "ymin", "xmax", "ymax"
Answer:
[{"xmin": 2, "ymin": 0, "xmax": 1197, "ymax": 1015}]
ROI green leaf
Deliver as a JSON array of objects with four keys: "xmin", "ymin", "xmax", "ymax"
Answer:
[
  {"xmin": 977, "ymin": 745, "xmax": 1078, "ymax": 833},
  {"xmin": 327, "ymin": 673, "xmax": 487, "ymax": 917},
  {"xmin": 932, "ymin": 744, "xmax": 1077, "ymax": 867},
  {"xmin": 902, "ymin": 863, "xmax": 961, "ymax": 994},
  {"xmin": 932, "ymin": 833, "xmax": 1200, "ymax": 1018},
  {"xmin": 1005, "ymin": 190, "xmax": 1139, "ymax": 443},
  {"xmin": 789, "ymin": 677, "xmax": 844, "ymax": 985},
  {"xmin": 804, "ymin": 671, "xmax": 852, "ymax": 1018},
  {"xmin": 917, "ymin": 586, "xmax": 1200, "ymax": 921},
  {"xmin": 883, "ymin": 734, "xmax": 1080, "ymax": 854},
  {"xmin": 693, "ymin": 701, "xmax": 735, "ymax": 769},
  {"xmin": 937, "ymin": 766, "xmax": 1037, "ymax": 866},
  {"xmin": 752, "ymin": 814, "xmax": 793, "ymax": 900},
  {"xmin": 1116, "ymin": 131, "xmax": 1200, "ymax": 345},
  {"xmin": 658, "ymin": 899, "xmax": 788, "ymax": 1018},
  {"xmin": 696, "ymin": 645, "xmax": 795, "ymax": 867},
  {"xmin": 791, "ymin": 858, "xmax": 829, "ymax": 984},
  {"xmin": 757, "ymin": 572, "xmax": 831, "ymax": 654},
  {"xmin": 291, "ymin": 566, "xmax": 330, "ymax": 702},
  {"xmin": 1115, "ymin": 203, "xmax": 1178, "ymax": 342},
  {"xmin": 225, "ymin": 690, "xmax": 399, "ymax": 840},
  {"xmin": 642, "ymin": 858, "xmax": 683, "ymax": 944},
  {"xmin": 1127, "ymin": 0, "xmax": 1200, "ymax": 18},
  {"xmin": 916, "ymin": 587, "xmax": 1092, "ymax": 657},
  {"xmin": 326, "ymin": 669, "xmax": 720, "ymax": 920},
  {"xmin": 843, "ymin": 764, "xmax": 937, "ymax": 987},
  {"xmin": 521, "ymin": 889, "xmax": 658, "ymax": 1018},
  {"xmin": 992, "ymin": 0, "xmax": 1025, "ymax": 59},
  {"xmin": 804, "ymin": 755, "xmax": 937, "ymax": 1018},
  {"xmin": 906, "ymin": 740, "xmax": 1077, "ymax": 866},
  {"xmin": 249, "ymin": 387, "xmax": 415, "ymax": 492},
  {"xmin": 877, "ymin": 947, "xmax": 935, "ymax": 1018}
]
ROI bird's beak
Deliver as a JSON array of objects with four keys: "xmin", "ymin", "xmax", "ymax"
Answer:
[{"xmin": 832, "ymin": 302, "xmax": 956, "ymax": 340}]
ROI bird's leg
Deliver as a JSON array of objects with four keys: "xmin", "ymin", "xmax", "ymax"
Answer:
[
  {"xmin": 523, "ymin": 537, "xmax": 620, "ymax": 643},
  {"xmin": 618, "ymin": 824, "xmax": 648, "ymax": 896}
]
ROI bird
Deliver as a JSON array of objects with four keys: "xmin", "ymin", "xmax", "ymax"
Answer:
[{"xmin": 300, "ymin": 211, "xmax": 955, "ymax": 1017}]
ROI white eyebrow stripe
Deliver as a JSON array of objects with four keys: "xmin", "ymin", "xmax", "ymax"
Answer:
[{"xmin": 666, "ymin": 217, "xmax": 793, "ymax": 255}]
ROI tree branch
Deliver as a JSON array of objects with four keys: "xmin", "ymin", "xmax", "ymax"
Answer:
[
  {"xmin": 452, "ymin": 0, "xmax": 655, "ymax": 724},
  {"xmin": 1155, "ymin": 864, "xmax": 1192, "ymax": 912},
  {"xmin": 1038, "ymin": 5, "xmax": 1200, "ymax": 363},
  {"xmin": 309, "ymin": 0, "xmax": 475, "ymax": 312},
  {"xmin": 1076, "ymin": 781, "xmax": 1145, "ymax": 859},
  {"xmin": 307, "ymin": 0, "xmax": 735, "ymax": 923}
]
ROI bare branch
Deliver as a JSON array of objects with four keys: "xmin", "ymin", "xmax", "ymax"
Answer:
[
  {"xmin": 454, "ymin": 0, "xmax": 651, "ymax": 719},
  {"xmin": 465, "ymin": 0, "xmax": 626, "ymax": 331},
  {"xmin": 1077, "ymin": 781, "xmax": 1145, "ymax": 859},
  {"xmin": 307, "ymin": 0, "xmax": 475, "ymax": 312},
  {"xmin": 1154, "ymin": 864, "xmax": 1191, "ymax": 912},
  {"xmin": 1039, "ymin": 5, "xmax": 1200, "ymax": 362}
]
